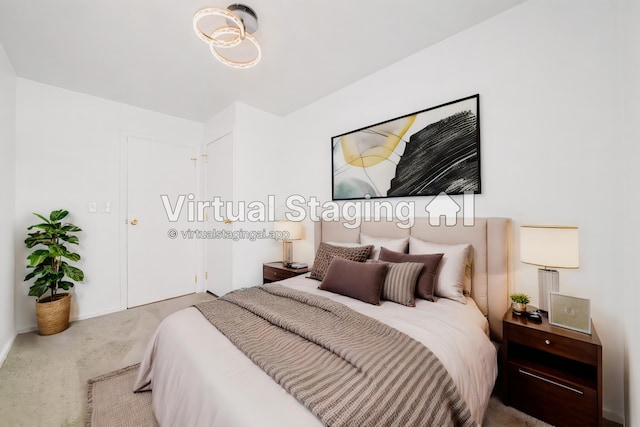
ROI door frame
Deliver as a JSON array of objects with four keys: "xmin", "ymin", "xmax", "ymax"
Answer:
[
  {"xmin": 203, "ymin": 132, "xmax": 234, "ymax": 294},
  {"xmin": 118, "ymin": 131, "xmax": 203, "ymax": 310}
]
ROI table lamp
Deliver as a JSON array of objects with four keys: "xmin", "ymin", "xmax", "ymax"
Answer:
[
  {"xmin": 273, "ymin": 220, "xmax": 302, "ymax": 267},
  {"xmin": 520, "ymin": 225, "xmax": 579, "ymax": 315}
]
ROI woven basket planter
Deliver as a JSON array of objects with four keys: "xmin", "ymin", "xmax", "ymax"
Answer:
[{"xmin": 36, "ymin": 293, "xmax": 72, "ymax": 336}]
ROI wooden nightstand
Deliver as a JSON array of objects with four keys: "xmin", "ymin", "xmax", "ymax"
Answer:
[
  {"xmin": 263, "ymin": 262, "xmax": 309, "ymax": 284},
  {"xmin": 502, "ymin": 309, "xmax": 602, "ymax": 427}
]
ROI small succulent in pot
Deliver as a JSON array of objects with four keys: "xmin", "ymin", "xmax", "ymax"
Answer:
[{"xmin": 510, "ymin": 293, "xmax": 530, "ymax": 313}]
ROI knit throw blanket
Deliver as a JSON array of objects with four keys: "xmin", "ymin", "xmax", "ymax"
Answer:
[{"xmin": 195, "ymin": 284, "xmax": 474, "ymax": 427}]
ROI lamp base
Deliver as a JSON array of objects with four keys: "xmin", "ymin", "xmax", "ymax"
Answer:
[
  {"xmin": 538, "ymin": 268, "xmax": 559, "ymax": 315},
  {"xmin": 282, "ymin": 240, "xmax": 293, "ymax": 268}
]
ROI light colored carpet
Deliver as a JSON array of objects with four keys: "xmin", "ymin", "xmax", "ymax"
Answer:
[
  {"xmin": 484, "ymin": 395, "xmax": 551, "ymax": 426},
  {"xmin": 2, "ymin": 291, "xmax": 556, "ymax": 427},
  {"xmin": 0, "ymin": 292, "xmax": 215, "ymax": 427}
]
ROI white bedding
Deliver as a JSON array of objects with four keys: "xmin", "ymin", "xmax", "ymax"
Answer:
[{"xmin": 134, "ymin": 276, "xmax": 498, "ymax": 426}]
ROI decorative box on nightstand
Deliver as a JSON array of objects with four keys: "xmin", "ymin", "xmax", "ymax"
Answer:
[
  {"xmin": 263, "ymin": 262, "xmax": 309, "ymax": 284},
  {"xmin": 502, "ymin": 309, "xmax": 602, "ymax": 427}
]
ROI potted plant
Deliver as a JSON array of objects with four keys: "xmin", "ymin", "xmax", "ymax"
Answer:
[
  {"xmin": 24, "ymin": 209, "xmax": 84, "ymax": 335},
  {"xmin": 510, "ymin": 293, "xmax": 530, "ymax": 314}
]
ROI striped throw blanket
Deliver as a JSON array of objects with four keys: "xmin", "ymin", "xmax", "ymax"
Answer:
[{"xmin": 195, "ymin": 284, "xmax": 474, "ymax": 427}]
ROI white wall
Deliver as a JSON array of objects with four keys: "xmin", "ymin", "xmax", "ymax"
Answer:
[
  {"xmin": 278, "ymin": 0, "xmax": 625, "ymax": 422},
  {"xmin": 203, "ymin": 103, "xmax": 234, "ymax": 144},
  {"xmin": 0, "ymin": 43, "xmax": 16, "ymax": 364},
  {"xmin": 231, "ymin": 103, "xmax": 284, "ymax": 286},
  {"xmin": 621, "ymin": 0, "xmax": 640, "ymax": 423},
  {"xmin": 203, "ymin": 103, "xmax": 285, "ymax": 290},
  {"xmin": 14, "ymin": 79, "xmax": 203, "ymax": 332}
]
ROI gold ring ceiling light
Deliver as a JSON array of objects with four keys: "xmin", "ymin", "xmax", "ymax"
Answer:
[{"xmin": 193, "ymin": 4, "xmax": 261, "ymax": 69}]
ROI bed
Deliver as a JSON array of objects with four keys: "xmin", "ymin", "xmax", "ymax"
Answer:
[{"xmin": 134, "ymin": 217, "xmax": 511, "ymax": 426}]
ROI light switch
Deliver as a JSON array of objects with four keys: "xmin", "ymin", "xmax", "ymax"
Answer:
[
  {"xmin": 102, "ymin": 202, "xmax": 111, "ymax": 213},
  {"xmin": 88, "ymin": 201, "xmax": 97, "ymax": 213}
]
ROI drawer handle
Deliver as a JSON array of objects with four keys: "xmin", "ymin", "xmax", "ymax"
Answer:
[
  {"xmin": 518, "ymin": 369, "xmax": 583, "ymax": 395},
  {"xmin": 545, "ymin": 339, "xmax": 551, "ymax": 345}
]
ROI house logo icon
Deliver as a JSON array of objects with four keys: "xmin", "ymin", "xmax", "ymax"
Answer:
[{"xmin": 424, "ymin": 191, "xmax": 475, "ymax": 226}]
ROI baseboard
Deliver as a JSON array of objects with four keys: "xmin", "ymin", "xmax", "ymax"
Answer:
[
  {"xmin": 71, "ymin": 306, "xmax": 122, "ymax": 322},
  {"xmin": 0, "ymin": 333, "xmax": 17, "ymax": 368},
  {"xmin": 16, "ymin": 325, "xmax": 38, "ymax": 334},
  {"xmin": 603, "ymin": 409, "xmax": 625, "ymax": 426},
  {"xmin": 16, "ymin": 306, "xmax": 124, "ymax": 335}
]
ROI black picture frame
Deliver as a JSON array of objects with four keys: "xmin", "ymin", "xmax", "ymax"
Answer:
[{"xmin": 331, "ymin": 94, "xmax": 481, "ymax": 201}]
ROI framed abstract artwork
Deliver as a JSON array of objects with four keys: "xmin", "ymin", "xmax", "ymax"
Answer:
[{"xmin": 332, "ymin": 94, "xmax": 481, "ymax": 200}]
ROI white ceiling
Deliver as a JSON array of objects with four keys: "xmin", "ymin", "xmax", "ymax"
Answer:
[{"xmin": 0, "ymin": 0, "xmax": 526, "ymax": 122}]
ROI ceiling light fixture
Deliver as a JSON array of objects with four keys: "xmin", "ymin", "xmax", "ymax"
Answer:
[{"xmin": 193, "ymin": 4, "xmax": 261, "ymax": 69}]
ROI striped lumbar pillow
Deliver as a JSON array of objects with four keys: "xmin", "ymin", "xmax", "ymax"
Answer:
[{"xmin": 381, "ymin": 262, "xmax": 424, "ymax": 307}]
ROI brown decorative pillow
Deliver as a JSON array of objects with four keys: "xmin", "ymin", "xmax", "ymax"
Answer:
[
  {"xmin": 379, "ymin": 247, "xmax": 443, "ymax": 302},
  {"xmin": 319, "ymin": 257, "xmax": 387, "ymax": 305},
  {"xmin": 309, "ymin": 242, "xmax": 374, "ymax": 281},
  {"xmin": 369, "ymin": 260, "xmax": 424, "ymax": 306},
  {"xmin": 380, "ymin": 262, "xmax": 424, "ymax": 307}
]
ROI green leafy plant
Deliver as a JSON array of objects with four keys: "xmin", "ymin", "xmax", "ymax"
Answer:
[
  {"xmin": 24, "ymin": 210, "xmax": 84, "ymax": 300},
  {"xmin": 509, "ymin": 293, "xmax": 530, "ymax": 304}
]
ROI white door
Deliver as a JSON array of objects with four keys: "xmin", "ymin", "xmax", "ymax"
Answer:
[
  {"xmin": 127, "ymin": 136, "xmax": 197, "ymax": 307},
  {"xmin": 205, "ymin": 134, "xmax": 233, "ymax": 296}
]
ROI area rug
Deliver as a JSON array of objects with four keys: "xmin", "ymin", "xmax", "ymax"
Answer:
[
  {"xmin": 86, "ymin": 363, "xmax": 157, "ymax": 427},
  {"xmin": 87, "ymin": 364, "xmax": 550, "ymax": 427}
]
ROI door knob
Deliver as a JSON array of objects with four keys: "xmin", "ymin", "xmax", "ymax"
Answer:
[
  {"xmin": 224, "ymin": 218, "xmax": 232, "ymax": 224},
  {"xmin": 130, "ymin": 219, "xmax": 138, "ymax": 225}
]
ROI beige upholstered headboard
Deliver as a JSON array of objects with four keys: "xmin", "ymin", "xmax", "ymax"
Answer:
[{"xmin": 314, "ymin": 217, "xmax": 511, "ymax": 342}]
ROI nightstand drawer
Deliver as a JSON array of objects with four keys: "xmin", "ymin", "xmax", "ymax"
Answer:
[
  {"xmin": 264, "ymin": 265, "xmax": 296, "ymax": 281},
  {"xmin": 505, "ymin": 322, "xmax": 597, "ymax": 365},
  {"xmin": 508, "ymin": 362, "xmax": 598, "ymax": 427}
]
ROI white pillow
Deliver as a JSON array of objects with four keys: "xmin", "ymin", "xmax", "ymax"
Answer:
[
  {"xmin": 360, "ymin": 234, "xmax": 409, "ymax": 260},
  {"xmin": 324, "ymin": 241, "xmax": 364, "ymax": 248},
  {"xmin": 409, "ymin": 236, "xmax": 470, "ymax": 304},
  {"xmin": 464, "ymin": 258, "xmax": 473, "ymax": 295}
]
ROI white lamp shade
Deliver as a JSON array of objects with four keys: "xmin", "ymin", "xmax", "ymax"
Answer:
[
  {"xmin": 520, "ymin": 225, "xmax": 579, "ymax": 268},
  {"xmin": 273, "ymin": 221, "xmax": 302, "ymax": 240}
]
